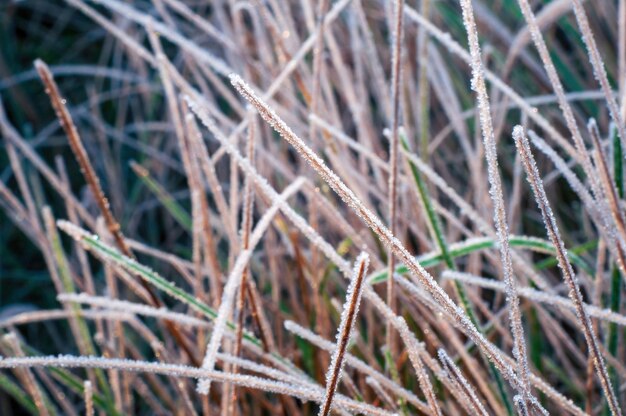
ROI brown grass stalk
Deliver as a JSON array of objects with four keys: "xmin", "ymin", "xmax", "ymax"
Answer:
[
  {"xmin": 34, "ymin": 58, "xmax": 198, "ymax": 366},
  {"xmin": 319, "ymin": 253, "xmax": 369, "ymax": 416},
  {"xmin": 386, "ymin": 0, "xmax": 404, "ymax": 356},
  {"xmin": 227, "ymin": 74, "xmax": 540, "ymax": 408}
]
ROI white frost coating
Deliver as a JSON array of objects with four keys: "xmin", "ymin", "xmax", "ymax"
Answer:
[
  {"xmin": 225, "ymin": 74, "xmax": 539, "ymax": 402},
  {"xmin": 437, "ymin": 349, "xmax": 488, "ymax": 416},
  {"xmin": 516, "ymin": 0, "xmax": 598, "ymax": 185},
  {"xmin": 184, "ymin": 95, "xmax": 352, "ymax": 276},
  {"xmin": 458, "ymin": 0, "xmax": 534, "ymax": 407},
  {"xmin": 319, "ymin": 253, "xmax": 369, "ymax": 416},
  {"xmin": 442, "ymin": 271, "xmax": 626, "ymax": 327},
  {"xmin": 403, "ymin": 5, "xmax": 579, "ymax": 161},
  {"xmin": 217, "ymin": 353, "xmax": 311, "ymax": 387},
  {"xmin": 197, "ymin": 177, "xmax": 307, "ymax": 394},
  {"xmin": 0, "ymin": 355, "xmax": 395, "ymax": 416},
  {"xmin": 570, "ymin": 0, "xmax": 626, "ymax": 163},
  {"xmin": 283, "ymin": 320, "xmax": 430, "ymax": 412},
  {"xmin": 58, "ymin": 293, "xmax": 208, "ymax": 328},
  {"xmin": 84, "ymin": 380, "xmax": 94, "ymax": 416},
  {"xmin": 189, "ymin": 81, "xmax": 558, "ymax": 414},
  {"xmin": 514, "ymin": 126, "xmax": 622, "ymax": 416},
  {"xmin": 514, "ymin": 394, "xmax": 530, "ymax": 416},
  {"xmin": 527, "ymin": 130, "xmax": 596, "ymax": 213},
  {"xmin": 0, "ymin": 309, "xmax": 134, "ymax": 328},
  {"xmin": 58, "ymin": 179, "xmax": 307, "ymax": 395},
  {"xmin": 86, "ymin": 0, "xmax": 232, "ymax": 76},
  {"xmin": 190, "ymin": 73, "xmax": 581, "ymax": 416}
]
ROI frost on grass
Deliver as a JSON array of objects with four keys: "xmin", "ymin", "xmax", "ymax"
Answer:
[
  {"xmin": 284, "ymin": 320, "xmax": 429, "ymax": 412},
  {"xmin": 514, "ymin": 125, "xmax": 622, "ymax": 416},
  {"xmin": 318, "ymin": 252, "xmax": 369, "ymax": 416},
  {"xmin": 459, "ymin": 0, "xmax": 533, "ymax": 406},
  {"xmin": 442, "ymin": 270, "xmax": 626, "ymax": 326},
  {"xmin": 437, "ymin": 349, "xmax": 489, "ymax": 416},
  {"xmin": 0, "ymin": 355, "xmax": 395, "ymax": 416},
  {"xmin": 227, "ymin": 74, "xmax": 538, "ymax": 401}
]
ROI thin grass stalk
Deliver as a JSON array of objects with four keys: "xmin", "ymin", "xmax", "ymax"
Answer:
[
  {"xmin": 230, "ymin": 118, "xmax": 259, "ymax": 415},
  {"xmin": 226, "ymin": 76, "xmax": 548, "ymax": 408},
  {"xmin": 309, "ymin": 0, "xmax": 330, "ymax": 147},
  {"xmin": 0, "ymin": 356, "xmax": 394, "ymax": 416},
  {"xmin": 570, "ymin": 0, "xmax": 626, "ymax": 156},
  {"xmin": 438, "ymin": 349, "xmax": 489, "ymax": 416},
  {"xmin": 84, "ymin": 381, "xmax": 94, "ymax": 416},
  {"xmin": 129, "ymin": 162, "xmax": 192, "ymax": 230},
  {"xmin": 58, "ymin": 177, "xmax": 304, "ymax": 355},
  {"xmin": 417, "ymin": 0, "xmax": 431, "ymax": 161},
  {"xmin": 0, "ymin": 100, "xmax": 96, "ymax": 230},
  {"xmin": 403, "ymin": 5, "xmax": 579, "ymax": 161},
  {"xmin": 185, "ymin": 90, "xmax": 467, "ymax": 414},
  {"xmin": 607, "ymin": 126, "xmax": 624, "ymax": 408},
  {"xmin": 319, "ymin": 253, "xmax": 369, "ymax": 416},
  {"xmin": 441, "ymin": 271, "xmax": 626, "ymax": 327},
  {"xmin": 183, "ymin": 110, "xmax": 226, "ymax": 307},
  {"xmin": 188, "ymin": 85, "xmax": 574, "ymax": 413},
  {"xmin": 148, "ymin": 26, "xmax": 225, "ymax": 312},
  {"xmin": 2, "ymin": 334, "xmax": 53, "ymax": 416},
  {"xmin": 283, "ymin": 320, "xmax": 430, "ymax": 413},
  {"xmin": 386, "ymin": 0, "xmax": 404, "ymax": 354},
  {"xmin": 513, "ymin": 125, "xmax": 622, "ymax": 416},
  {"xmin": 365, "ymin": 377, "xmax": 398, "ymax": 412},
  {"xmin": 34, "ymin": 59, "xmax": 198, "ymax": 365},
  {"xmin": 515, "ymin": 0, "xmax": 598, "ymax": 183},
  {"xmin": 4, "ymin": 141, "xmax": 40, "ymax": 232},
  {"xmin": 458, "ymin": 1, "xmax": 534, "ymax": 407},
  {"xmin": 42, "ymin": 207, "xmax": 110, "ymax": 392},
  {"xmin": 400, "ymin": 132, "xmax": 513, "ymax": 412},
  {"xmin": 0, "ymin": 372, "xmax": 38, "ymax": 414},
  {"xmin": 588, "ymin": 119, "xmax": 626, "ymax": 255},
  {"xmin": 34, "ymin": 60, "xmax": 130, "ymax": 257},
  {"xmin": 393, "ymin": 275, "xmax": 582, "ymax": 415}
]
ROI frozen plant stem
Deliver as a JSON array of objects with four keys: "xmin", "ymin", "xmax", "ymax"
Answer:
[
  {"xmin": 84, "ymin": 381, "xmax": 94, "ymax": 416},
  {"xmin": 319, "ymin": 253, "xmax": 369, "ymax": 416},
  {"xmin": 458, "ymin": 0, "xmax": 535, "ymax": 409},
  {"xmin": 571, "ymin": 0, "xmax": 626, "ymax": 156},
  {"xmin": 34, "ymin": 59, "xmax": 129, "ymax": 257},
  {"xmin": 513, "ymin": 125, "xmax": 622, "ymax": 416},
  {"xmin": 386, "ymin": 0, "xmax": 404, "ymax": 355},
  {"xmin": 34, "ymin": 58, "xmax": 198, "ymax": 366},
  {"xmin": 227, "ymin": 75, "xmax": 545, "ymax": 411},
  {"xmin": 438, "ymin": 349, "xmax": 488, "ymax": 416}
]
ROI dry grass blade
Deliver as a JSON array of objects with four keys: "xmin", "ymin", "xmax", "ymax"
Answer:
[
  {"xmin": 438, "ymin": 349, "xmax": 488, "ymax": 416},
  {"xmin": 34, "ymin": 59, "xmax": 129, "ymax": 256},
  {"xmin": 458, "ymin": 0, "xmax": 534, "ymax": 407},
  {"xmin": 0, "ymin": 356, "xmax": 394, "ymax": 416},
  {"xmin": 34, "ymin": 58, "xmax": 198, "ymax": 366},
  {"xmin": 6, "ymin": 2, "xmax": 625, "ymax": 414},
  {"xmin": 84, "ymin": 380, "xmax": 93, "ymax": 416},
  {"xmin": 319, "ymin": 252, "xmax": 369, "ymax": 416},
  {"xmin": 513, "ymin": 125, "xmax": 622, "ymax": 416},
  {"xmin": 570, "ymin": 0, "xmax": 626, "ymax": 155},
  {"xmin": 516, "ymin": 0, "xmax": 598, "ymax": 181},
  {"xmin": 386, "ymin": 0, "xmax": 404, "ymax": 355},
  {"xmin": 227, "ymin": 74, "xmax": 534, "ymax": 402},
  {"xmin": 588, "ymin": 119, "xmax": 626, "ymax": 253}
]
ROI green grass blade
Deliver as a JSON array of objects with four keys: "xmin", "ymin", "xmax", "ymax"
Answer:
[
  {"xmin": 368, "ymin": 236, "xmax": 595, "ymax": 285},
  {"xmin": 400, "ymin": 134, "xmax": 512, "ymax": 414},
  {"xmin": 0, "ymin": 372, "xmax": 38, "ymax": 414},
  {"xmin": 131, "ymin": 161, "xmax": 192, "ymax": 231}
]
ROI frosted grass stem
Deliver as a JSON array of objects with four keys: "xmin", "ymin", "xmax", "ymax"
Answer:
[
  {"xmin": 319, "ymin": 253, "xmax": 369, "ymax": 416},
  {"xmin": 514, "ymin": 125, "xmax": 622, "ymax": 416}
]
